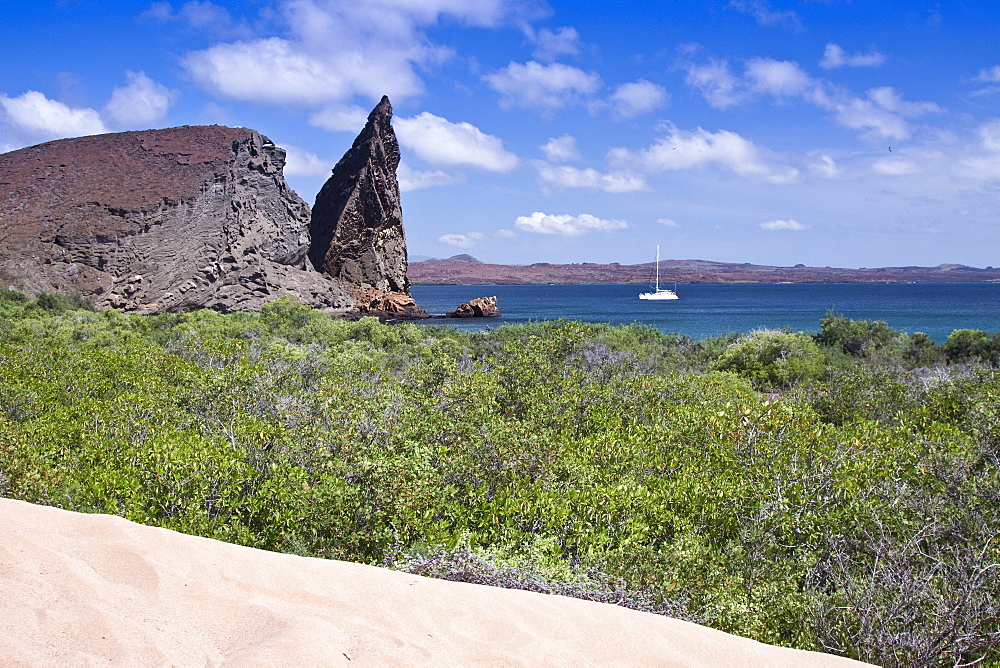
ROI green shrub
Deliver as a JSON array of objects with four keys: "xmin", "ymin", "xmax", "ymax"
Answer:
[
  {"xmin": 0, "ymin": 288, "xmax": 30, "ymax": 304},
  {"xmin": 942, "ymin": 328, "xmax": 1000, "ymax": 365},
  {"xmin": 816, "ymin": 312, "xmax": 904, "ymax": 359},
  {"xmin": 807, "ymin": 365, "xmax": 915, "ymax": 426},
  {"xmin": 710, "ymin": 329, "xmax": 826, "ymax": 388},
  {"xmin": 905, "ymin": 331, "xmax": 942, "ymax": 366},
  {"xmin": 35, "ymin": 291, "xmax": 94, "ymax": 313}
]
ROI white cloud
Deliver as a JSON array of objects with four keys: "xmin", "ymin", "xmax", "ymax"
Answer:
[
  {"xmin": 867, "ymin": 86, "xmax": 942, "ymax": 117},
  {"xmin": 820, "ymin": 44, "xmax": 886, "ymax": 70},
  {"xmin": 495, "ymin": 228, "xmax": 517, "ymax": 238},
  {"xmin": 657, "ymin": 218, "xmax": 680, "ymax": 227},
  {"xmin": 871, "ymin": 159, "xmax": 920, "ymax": 176},
  {"xmin": 0, "ymin": 91, "xmax": 107, "ymax": 141},
  {"xmin": 309, "ymin": 105, "xmax": 369, "ymax": 132},
  {"xmin": 971, "ymin": 66, "xmax": 1000, "ymax": 97},
  {"xmin": 974, "ymin": 65, "xmax": 1000, "ymax": 83},
  {"xmin": 484, "ymin": 60, "xmax": 602, "ymax": 110},
  {"xmin": 681, "ymin": 58, "xmax": 743, "ymax": 109},
  {"xmin": 104, "ymin": 71, "xmax": 177, "ymax": 128},
  {"xmin": 143, "ymin": 2, "xmax": 173, "ymax": 21},
  {"xmin": 531, "ymin": 26, "xmax": 580, "ymax": 62},
  {"xmin": 438, "ymin": 232, "xmax": 485, "ymax": 248},
  {"xmin": 957, "ymin": 154, "xmax": 1000, "ymax": 182},
  {"xmin": 728, "ymin": 0, "xmax": 802, "ymax": 31},
  {"xmin": 143, "ymin": 1, "xmax": 253, "ymax": 39},
  {"xmin": 829, "ymin": 96, "xmax": 911, "ymax": 140},
  {"xmin": 825, "ymin": 87, "xmax": 940, "ymax": 141},
  {"xmin": 875, "ymin": 128, "xmax": 1000, "ymax": 184},
  {"xmin": 609, "ymin": 80, "xmax": 669, "ymax": 118},
  {"xmin": 681, "ymin": 51, "xmax": 940, "ymax": 141},
  {"xmin": 182, "ymin": 40, "xmax": 305, "ymax": 104},
  {"xmin": 397, "ymin": 161, "xmax": 458, "ymax": 191},
  {"xmin": 184, "ymin": 37, "xmax": 408, "ymax": 106},
  {"xmin": 357, "ymin": 0, "xmax": 538, "ymax": 27},
  {"xmin": 977, "ymin": 119, "xmax": 1000, "ymax": 152},
  {"xmin": 514, "ymin": 211, "xmax": 629, "ymax": 236},
  {"xmin": 181, "ymin": 0, "xmax": 542, "ymax": 112},
  {"xmin": 535, "ymin": 163, "xmax": 648, "ymax": 193},
  {"xmin": 742, "ymin": 58, "xmax": 939, "ymax": 138},
  {"xmin": 541, "ymin": 134, "xmax": 581, "ymax": 162},
  {"xmin": 809, "ymin": 154, "xmax": 844, "ymax": 179},
  {"xmin": 394, "ymin": 112, "xmax": 519, "ymax": 172},
  {"xmin": 281, "ymin": 143, "xmax": 330, "ymax": 176},
  {"xmin": 608, "ymin": 124, "xmax": 800, "ymax": 185},
  {"xmin": 175, "ymin": 0, "xmax": 235, "ymax": 28},
  {"xmin": 760, "ymin": 219, "xmax": 806, "ymax": 231},
  {"xmin": 745, "ymin": 58, "xmax": 811, "ymax": 97}
]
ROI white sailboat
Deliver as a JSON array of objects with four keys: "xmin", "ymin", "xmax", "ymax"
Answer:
[{"xmin": 639, "ymin": 245, "xmax": 679, "ymax": 300}]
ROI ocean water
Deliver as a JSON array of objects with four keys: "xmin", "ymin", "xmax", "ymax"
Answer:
[{"xmin": 411, "ymin": 282, "xmax": 1000, "ymax": 343}]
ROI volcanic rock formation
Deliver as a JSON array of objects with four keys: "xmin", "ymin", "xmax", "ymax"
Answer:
[
  {"xmin": 0, "ymin": 97, "xmax": 433, "ymax": 316},
  {"xmin": 445, "ymin": 296, "xmax": 500, "ymax": 318},
  {"xmin": 309, "ymin": 96, "xmax": 422, "ymax": 319},
  {"xmin": 0, "ymin": 125, "xmax": 355, "ymax": 313}
]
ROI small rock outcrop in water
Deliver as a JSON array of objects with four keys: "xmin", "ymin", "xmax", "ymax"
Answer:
[
  {"xmin": 0, "ymin": 125, "xmax": 354, "ymax": 313},
  {"xmin": 444, "ymin": 296, "xmax": 500, "ymax": 318},
  {"xmin": 310, "ymin": 96, "xmax": 425, "ymax": 317}
]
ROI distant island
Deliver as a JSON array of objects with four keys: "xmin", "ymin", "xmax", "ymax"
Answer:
[{"xmin": 409, "ymin": 254, "xmax": 1000, "ymax": 285}]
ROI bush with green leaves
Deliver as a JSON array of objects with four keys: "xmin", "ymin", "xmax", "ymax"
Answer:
[
  {"xmin": 34, "ymin": 291, "xmax": 94, "ymax": 313},
  {"xmin": 817, "ymin": 312, "xmax": 904, "ymax": 357},
  {"xmin": 710, "ymin": 329, "xmax": 827, "ymax": 388},
  {"xmin": 942, "ymin": 328, "xmax": 1000, "ymax": 366}
]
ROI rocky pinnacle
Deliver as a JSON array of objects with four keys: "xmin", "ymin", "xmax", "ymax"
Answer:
[{"xmin": 309, "ymin": 96, "xmax": 409, "ymax": 295}]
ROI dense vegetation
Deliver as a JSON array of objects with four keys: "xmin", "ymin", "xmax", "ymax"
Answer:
[{"xmin": 2, "ymin": 289, "xmax": 999, "ymax": 666}]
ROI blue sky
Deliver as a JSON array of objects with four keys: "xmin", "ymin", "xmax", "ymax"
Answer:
[{"xmin": 3, "ymin": 1, "xmax": 999, "ymax": 267}]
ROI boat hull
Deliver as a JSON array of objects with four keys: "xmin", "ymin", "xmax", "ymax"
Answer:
[{"xmin": 639, "ymin": 290, "xmax": 679, "ymax": 300}]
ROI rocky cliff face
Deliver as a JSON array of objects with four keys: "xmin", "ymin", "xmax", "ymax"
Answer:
[
  {"xmin": 0, "ymin": 97, "xmax": 429, "ymax": 316},
  {"xmin": 0, "ymin": 126, "xmax": 354, "ymax": 313},
  {"xmin": 309, "ymin": 96, "xmax": 409, "ymax": 296}
]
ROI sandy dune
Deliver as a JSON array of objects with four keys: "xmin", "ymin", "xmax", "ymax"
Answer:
[{"xmin": 0, "ymin": 499, "xmax": 868, "ymax": 666}]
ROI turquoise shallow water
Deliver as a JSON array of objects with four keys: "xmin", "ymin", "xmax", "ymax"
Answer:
[{"xmin": 411, "ymin": 282, "xmax": 1000, "ymax": 343}]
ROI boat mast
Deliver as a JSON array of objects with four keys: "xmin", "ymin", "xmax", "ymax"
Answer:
[{"xmin": 655, "ymin": 245, "xmax": 660, "ymax": 290}]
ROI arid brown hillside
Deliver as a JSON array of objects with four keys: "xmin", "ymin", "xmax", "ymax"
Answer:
[
  {"xmin": 0, "ymin": 125, "xmax": 354, "ymax": 313},
  {"xmin": 409, "ymin": 255, "xmax": 1000, "ymax": 284}
]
